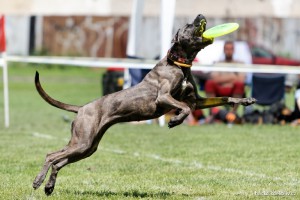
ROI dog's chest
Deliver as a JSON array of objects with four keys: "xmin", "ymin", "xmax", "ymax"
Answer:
[
  {"xmin": 181, "ymin": 79, "xmax": 188, "ymax": 91},
  {"xmin": 177, "ymin": 78, "xmax": 194, "ymax": 98}
]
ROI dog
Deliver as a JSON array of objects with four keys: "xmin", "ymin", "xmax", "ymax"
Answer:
[{"xmin": 33, "ymin": 14, "xmax": 256, "ymax": 195}]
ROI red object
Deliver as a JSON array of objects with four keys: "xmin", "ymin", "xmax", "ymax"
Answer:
[
  {"xmin": 107, "ymin": 67, "xmax": 124, "ymax": 71},
  {"xmin": 192, "ymin": 110, "xmax": 204, "ymax": 119},
  {"xmin": 205, "ymin": 79, "xmax": 245, "ymax": 97},
  {"xmin": 0, "ymin": 16, "xmax": 6, "ymax": 52},
  {"xmin": 251, "ymin": 45, "xmax": 300, "ymax": 66},
  {"xmin": 210, "ymin": 107, "xmax": 220, "ymax": 115}
]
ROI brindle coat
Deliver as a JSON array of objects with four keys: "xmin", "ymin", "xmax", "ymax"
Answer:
[{"xmin": 33, "ymin": 14, "xmax": 256, "ymax": 195}]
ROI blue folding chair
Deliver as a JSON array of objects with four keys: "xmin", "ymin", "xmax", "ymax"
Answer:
[{"xmin": 251, "ymin": 73, "xmax": 285, "ymax": 106}]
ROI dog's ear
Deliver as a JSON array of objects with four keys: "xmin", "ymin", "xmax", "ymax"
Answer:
[{"xmin": 171, "ymin": 30, "xmax": 179, "ymax": 43}]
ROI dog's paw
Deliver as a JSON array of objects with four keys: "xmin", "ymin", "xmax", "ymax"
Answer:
[
  {"xmin": 240, "ymin": 97, "xmax": 257, "ymax": 106},
  {"xmin": 228, "ymin": 97, "xmax": 256, "ymax": 106},
  {"xmin": 32, "ymin": 181, "xmax": 41, "ymax": 190},
  {"xmin": 168, "ymin": 120, "xmax": 177, "ymax": 128},
  {"xmin": 168, "ymin": 117, "xmax": 184, "ymax": 128},
  {"xmin": 45, "ymin": 185, "xmax": 55, "ymax": 196},
  {"xmin": 32, "ymin": 175, "xmax": 44, "ymax": 190}
]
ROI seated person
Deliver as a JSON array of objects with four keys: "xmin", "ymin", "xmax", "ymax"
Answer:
[
  {"xmin": 282, "ymin": 80, "xmax": 300, "ymax": 126},
  {"xmin": 204, "ymin": 41, "xmax": 246, "ymax": 123}
]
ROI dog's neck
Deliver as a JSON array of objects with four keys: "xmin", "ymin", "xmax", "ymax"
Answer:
[{"xmin": 167, "ymin": 43, "xmax": 201, "ymax": 68}]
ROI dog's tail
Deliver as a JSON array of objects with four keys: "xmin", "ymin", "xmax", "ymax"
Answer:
[{"xmin": 35, "ymin": 71, "xmax": 81, "ymax": 113}]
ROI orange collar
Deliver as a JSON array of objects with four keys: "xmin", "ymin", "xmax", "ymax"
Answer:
[
  {"xmin": 167, "ymin": 50, "xmax": 192, "ymax": 68},
  {"xmin": 173, "ymin": 61, "xmax": 192, "ymax": 68}
]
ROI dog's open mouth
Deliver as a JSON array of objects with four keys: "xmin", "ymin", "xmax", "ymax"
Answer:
[{"xmin": 194, "ymin": 19, "xmax": 206, "ymax": 37}]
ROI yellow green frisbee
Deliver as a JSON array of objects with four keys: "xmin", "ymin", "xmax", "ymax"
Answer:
[{"xmin": 203, "ymin": 23, "xmax": 239, "ymax": 38}]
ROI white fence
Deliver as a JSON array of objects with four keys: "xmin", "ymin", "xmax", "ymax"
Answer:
[
  {"xmin": 6, "ymin": 55, "xmax": 300, "ymax": 74},
  {"xmin": 1, "ymin": 55, "xmax": 300, "ymax": 128}
]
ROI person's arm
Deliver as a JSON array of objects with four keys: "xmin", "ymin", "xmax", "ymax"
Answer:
[
  {"xmin": 210, "ymin": 72, "xmax": 241, "ymax": 84},
  {"xmin": 236, "ymin": 72, "xmax": 246, "ymax": 83},
  {"xmin": 295, "ymin": 89, "xmax": 300, "ymax": 110},
  {"xmin": 296, "ymin": 98, "xmax": 300, "ymax": 110}
]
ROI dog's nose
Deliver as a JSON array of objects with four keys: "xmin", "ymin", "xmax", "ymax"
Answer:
[
  {"xmin": 194, "ymin": 14, "xmax": 206, "ymax": 25},
  {"xmin": 197, "ymin": 14, "xmax": 205, "ymax": 19}
]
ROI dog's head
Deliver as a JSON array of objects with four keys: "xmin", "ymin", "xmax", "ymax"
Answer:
[
  {"xmin": 172, "ymin": 14, "xmax": 208, "ymax": 43},
  {"xmin": 168, "ymin": 14, "xmax": 213, "ymax": 66}
]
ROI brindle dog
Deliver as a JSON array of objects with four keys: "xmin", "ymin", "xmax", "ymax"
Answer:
[{"xmin": 33, "ymin": 14, "xmax": 256, "ymax": 195}]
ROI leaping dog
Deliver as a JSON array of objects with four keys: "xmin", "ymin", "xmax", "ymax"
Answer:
[{"xmin": 33, "ymin": 14, "xmax": 256, "ymax": 195}]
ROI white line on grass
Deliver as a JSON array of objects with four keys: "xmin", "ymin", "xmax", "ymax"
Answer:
[
  {"xmin": 32, "ymin": 132, "xmax": 55, "ymax": 139},
  {"xmin": 102, "ymin": 147, "xmax": 299, "ymax": 187},
  {"xmin": 31, "ymin": 132, "xmax": 70, "ymax": 142},
  {"xmin": 31, "ymin": 133, "xmax": 299, "ymax": 186}
]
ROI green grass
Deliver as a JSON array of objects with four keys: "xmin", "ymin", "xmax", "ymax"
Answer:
[{"xmin": 0, "ymin": 64, "xmax": 299, "ymax": 199}]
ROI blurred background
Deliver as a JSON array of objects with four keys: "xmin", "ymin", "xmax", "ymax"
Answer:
[
  {"xmin": 1, "ymin": 0, "xmax": 300, "ymax": 127},
  {"xmin": 1, "ymin": 0, "xmax": 300, "ymax": 60}
]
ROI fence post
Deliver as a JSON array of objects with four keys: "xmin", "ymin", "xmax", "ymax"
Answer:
[{"xmin": 2, "ymin": 52, "xmax": 9, "ymax": 128}]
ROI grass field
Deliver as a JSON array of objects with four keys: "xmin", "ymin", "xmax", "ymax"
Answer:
[{"xmin": 0, "ymin": 64, "xmax": 299, "ymax": 199}]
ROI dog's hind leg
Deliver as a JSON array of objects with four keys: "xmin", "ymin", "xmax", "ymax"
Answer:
[
  {"xmin": 33, "ymin": 122, "xmax": 80, "ymax": 190},
  {"xmin": 32, "ymin": 118, "xmax": 93, "ymax": 191},
  {"xmin": 44, "ymin": 142, "xmax": 102, "ymax": 195},
  {"xmin": 43, "ymin": 119, "xmax": 112, "ymax": 195},
  {"xmin": 32, "ymin": 146, "xmax": 69, "ymax": 190},
  {"xmin": 44, "ymin": 158, "xmax": 67, "ymax": 195},
  {"xmin": 43, "ymin": 142, "xmax": 100, "ymax": 196}
]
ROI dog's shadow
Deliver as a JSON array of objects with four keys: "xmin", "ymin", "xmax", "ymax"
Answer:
[{"xmin": 64, "ymin": 189, "xmax": 188, "ymax": 198}]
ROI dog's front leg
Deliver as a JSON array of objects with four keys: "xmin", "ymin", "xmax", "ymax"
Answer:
[
  {"xmin": 195, "ymin": 97, "xmax": 256, "ymax": 109},
  {"xmin": 156, "ymin": 94, "xmax": 191, "ymax": 128},
  {"xmin": 187, "ymin": 72, "xmax": 202, "ymax": 100}
]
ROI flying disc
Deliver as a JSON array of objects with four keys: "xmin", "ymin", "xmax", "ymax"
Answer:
[{"xmin": 203, "ymin": 23, "xmax": 239, "ymax": 38}]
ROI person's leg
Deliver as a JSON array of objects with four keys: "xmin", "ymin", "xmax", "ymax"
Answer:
[
  {"xmin": 231, "ymin": 81, "xmax": 245, "ymax": 113},
  {"xmin": 206, "ymin": 81, "xmax": 245, "ymax": 124},
  {"xmin": 204, "ymin": 79, "xmax": 217, "ymax": 97},
  {"xmin": 204, "ymin": 80, "xmax": 223, "ymax": 122},
  {"xmin": 232, "ymin": 81, "xmax": 245, "ymax": 97}
]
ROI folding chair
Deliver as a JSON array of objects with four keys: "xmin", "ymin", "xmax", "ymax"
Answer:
[
  {"xmin": 244, "ymin": 73, "xmax": 286, "ymax": 124},
  {"xmin": 251, "ymin": 73, "xmax": 285, "ymax": 106}
]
